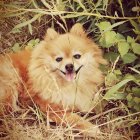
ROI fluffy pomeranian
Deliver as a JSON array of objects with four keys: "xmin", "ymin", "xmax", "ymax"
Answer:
[{"xmin": 0, "ymin": 23, "xmax": 106, "ymax": 137}]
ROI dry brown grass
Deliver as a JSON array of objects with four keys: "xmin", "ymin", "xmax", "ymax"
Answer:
[{"xmin": 0, "ymin": 103, "xmax": 139, "ymax": 140}]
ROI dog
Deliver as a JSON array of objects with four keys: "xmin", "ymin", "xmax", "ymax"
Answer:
[{"xmin": 0, "ymin": 23, "xmax": 107, "ymax": 137}]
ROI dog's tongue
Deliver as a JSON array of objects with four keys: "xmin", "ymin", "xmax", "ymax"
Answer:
[{"xmin": 66, "ymin": 73, "xmax": 74, "ymax": 81}]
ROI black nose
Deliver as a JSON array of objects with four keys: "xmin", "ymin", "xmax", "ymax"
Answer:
[{"xmin": 65, "ymin": 64, "xmax": 74, "ymax": 72}]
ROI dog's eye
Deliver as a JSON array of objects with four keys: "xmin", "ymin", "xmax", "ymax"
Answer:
[
  {"xmin": 56, "ymin": 57, "xmax": 63, "ymax": 62},
  {"xmin": 73, "ymin": 54, "xmax": 81, "ymax": 59}
]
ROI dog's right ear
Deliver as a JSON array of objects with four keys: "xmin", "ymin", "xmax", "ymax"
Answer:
[
  {"xmin": 70, "ymin": 23, "xmax": 86, "ymax": 37},
  {"xmin": 44, "ymin": 28, "xmax": 58, "ymax": 41}
]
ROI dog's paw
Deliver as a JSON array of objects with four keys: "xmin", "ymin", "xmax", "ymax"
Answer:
[{"xmin": 82, "ymin": 125, "xmax": 103, "ymax": 138}]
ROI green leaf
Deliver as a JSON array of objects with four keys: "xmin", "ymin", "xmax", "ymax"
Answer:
[
  {"xmin": 128, "ymin": 100, "xmax": 135, "ymax": 108},
  {"xmin": 10, "ymin": 28, "xmax": 21, "ymax": 34},
  {"xmin": 118, "ymin": 42, "xmax": 130, "ymax": 57},
  {"xmin": 122, "ymin": 53, "xmax": 137, "ymax": 64},
  {"xmin": 127, "ymin": 36, "xmax": 135, "ymax": 43},
  {"xmin": 106, "ymin": 92, "xmax": 127, "ymax": 100},
  {"xmin": 35, "ymin": 38, "xmax": 40, "ymax": 44},
  {"xmin": 131, "ymin": 43, "xmax": 140, "ymax": 55},
  {"xmin": 27, "ymin": 40, "xmax": 34, "ymax": 47},
  {"xmin": 96, "ymin": 21, "xmax": 111, "ymax": 31},
  {"xmin": 123, "ymin": 74, "xmax": 140, "ymax": 86},
  {"xmin": 134, "ymin": 104, "xmax": 140, "ymax": 111},
  {"xmin": 123, "ymin": 74, "xmax": 136, "ymax": 80},
  {"xmin": 132, "ymin": 87, "xmax": 140, "ymax": 97},
  {"xmin": 130, "ymin": 20, "xmax": 140, "ymax": 31},
  {"xmin": 126, "ymin": 94, "xmax": 133, "ymax": 101},
  {"xmin": 99, "ymin": 31, "xmax": 116, "ymax": 48},
  {"xmin": 104, "ymin": 79, "xmax": 133, "ymax": 100},
  {"xmin": 115, "ymin": 33, "xmax": 126, "ymax": 42},
  {"xmin": 25, "ymin": 39, "xmax": 40, "ymax": 50},
  {"xmin": 12, "ymin": 43, "xmax": 21, "ymax": 52},
  {"xmin": 97, "ymin": 21, "xmax": 126, "ymax": 32},
  {"xmin": 134, "ymin": 97, "xmax": 140, "ymax": 104},
  {"xmin": 104, "ymin": 92, "xmax": 127, "ymax": 100},
  {"xmin": 118, "ymin": 23, "xmax": 130, "ymax": 33},
  {"xmin": 104, "ymin": 52, "xmax": 119, "ymax": 62},
  {"xmin": 114, "ymin": 70, "xmax": 122, "ymax": 75},
  {"xmin": 103, "ymin": 21, "xmax": 127, "ymax": 33},
  {"xmin": 105, "ymin": 72, "xmax": 119, "ymax": 87},
  {"xmin": 133, "ymin": 29, "xmax": 140, "ymax": 35}
]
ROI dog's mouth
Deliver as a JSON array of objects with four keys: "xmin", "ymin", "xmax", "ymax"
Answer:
[{"xmin": 60, "ymin": 65, "xmax": 83, "ymax": 81}]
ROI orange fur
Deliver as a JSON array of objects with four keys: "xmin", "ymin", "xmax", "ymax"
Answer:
[{"xmin": 0, "ymin": 23, "xmax": 107, "ymax": 137}]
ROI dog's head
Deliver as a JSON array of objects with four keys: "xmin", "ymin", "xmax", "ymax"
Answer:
[{"xmin": 30, "ymin": 23, "xmax": 107, "ymax": 82}]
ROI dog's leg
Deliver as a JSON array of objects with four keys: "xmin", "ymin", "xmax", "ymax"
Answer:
[
  {"xmin": 50, "ymin": 111, "xmax": 102, "ymax": 138},
  {"xmin": 33, "ymin": 95, "xmax": 102, "ymax": 137}
]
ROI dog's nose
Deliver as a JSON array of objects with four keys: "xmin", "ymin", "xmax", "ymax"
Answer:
[{"xmin": 65, "ymin": 64, "xmax": 74, "ymax": 72}]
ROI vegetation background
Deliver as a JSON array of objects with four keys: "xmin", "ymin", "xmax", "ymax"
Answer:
[{"xmin": 0, "ymin": 0, "xmax": 140, "ymax": 139}]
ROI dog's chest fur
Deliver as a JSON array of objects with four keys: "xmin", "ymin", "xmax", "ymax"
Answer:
[
  {"xmin": 28, "ymin": 64, "xmax": 101, "ymax": 112},
  {"xmin": 38, "ymin": 81, "xmax": 94, "ymax": 112}
]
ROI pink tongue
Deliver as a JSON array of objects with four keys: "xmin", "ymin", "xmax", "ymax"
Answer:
[{"xmin": 66, "ymin": 73, "xmax": 74, "ymax": 81}]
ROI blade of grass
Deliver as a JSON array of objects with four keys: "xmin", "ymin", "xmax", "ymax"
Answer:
[
  {"xmin": 104, "ymin": 78, "xmax": 134, "ymax": 100},
  {"xmin": 103, "ymin": 20, "xmax": 127, "ymax": 33},
  {"xmin": 118, "ymin": 0, "xmax": 125, "ymax": 17},
  {"xmin": 13, "ymin": 14, "xmax": 41, "ymax": 30},
  {"xmin": 2, "ymin": 11, "xmax": 28, "ymax": 18}
]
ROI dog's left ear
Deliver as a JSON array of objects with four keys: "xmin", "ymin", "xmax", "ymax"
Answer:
[
  {"xmin": 70, "ymin": 23, "xmax": 86, "ymax": 37},
  {"xmin": 44, "ymin": 28, "xmax": 58, "ymax": 41}
]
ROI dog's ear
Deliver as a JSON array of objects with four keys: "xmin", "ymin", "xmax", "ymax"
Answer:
[
  {"xmin": 70, "ymin": 23, "xmax": 86, "ymax": 37},
  {"xmin": 44, "ymin": 28, "xmax": 58, "ymax": 41}
]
